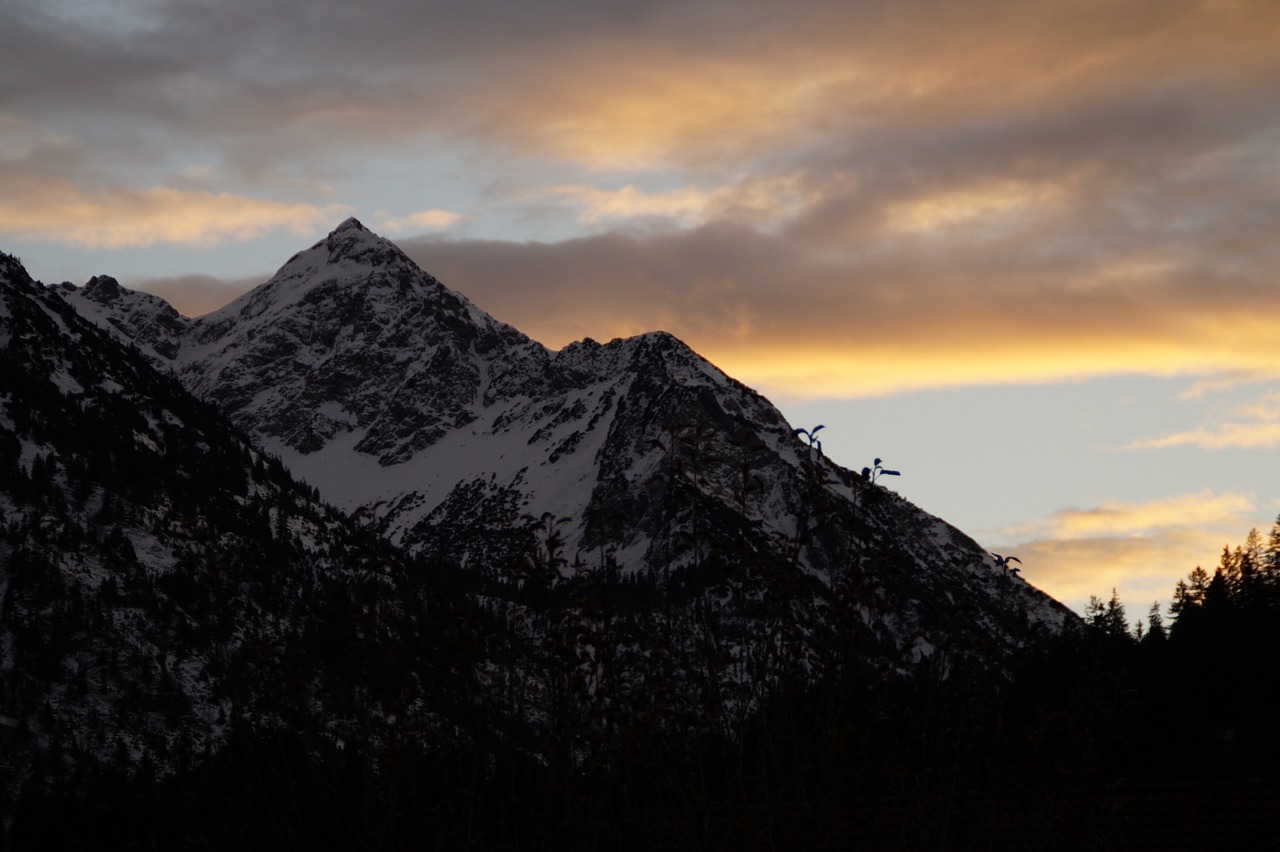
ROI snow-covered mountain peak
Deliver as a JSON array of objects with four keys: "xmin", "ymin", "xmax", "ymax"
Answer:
[
  {"xmin": 194, "ymin": 217, "xmax": 459, "ymax": 335},
  {"xmin": 61, "ymin": 273, "xmax": 190, "ymax": 361},
  {"xmin": 551, "ymin": 331, "xmax": 728, "ymax": 388},
  {"xmin": 43, "ymin": 224, "xmax": 1076, "ymax": 668},
  {"xmin": 321, "ymin": 216, "xmax": 393, "ymax": 258},
  {"xmin": 161, "ymin": 220, "xmax": 550, "ymax": 463},
  {"xmin": 626, "ymin": 330, "xmax": 734, "ymax": 385},
  {"xmin": 305, "ymin": 215, "xmax": 417, "ymax": 281},
  {"xmin": 80, "ymin": 274, "xmax": 125, "ymax": 301},
  {"xmin": 332, "ymin": 214, "xmax": 372, "ymax": 235}
]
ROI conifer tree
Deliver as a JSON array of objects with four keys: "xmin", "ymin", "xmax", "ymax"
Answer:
[
  {"xmin": 1203, "ymin": 568, "xmax": 1232, "ymax": 614},
  {"xmin": 1102, "ymin": 589, "xmax": 1129, "ymax": 640},
  {"xmin": 1187, "ymin": 566, "xmax": 1210, "ymax": 605},
  {"xmin": 1219, "ymin": 545, "xmax": 1242, "ymax": 601},
  {"xmin": 1239, "ymin": 528, "xmax": 1264, "ymax": 608},
  {"xmin": 1145, "ymin": 601, "xmax": 1166, "ymax": 643},
  {"xmin": 1264, "ymin": 515, "xmax": 1280, "ymax": 596},
  {"xmin": 1169, "ymin": 579, "xmax": 1194, "ymax": 624},
  {"xmin": 1244, "ymin": 527, "xmax": 1265, "ymax": 568},
  {"xmin": 1084, "ymin": 594, "xmax": 1104, "ymax": 628}
]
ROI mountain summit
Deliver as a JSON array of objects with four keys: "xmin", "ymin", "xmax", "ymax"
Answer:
[
  {"xmin": 180, "ymin": 217, "xmax": 547, "ymax": 465},
  {"xmin": 62, "ymin": 220, "xmax": 1074, "ymax": 670}
]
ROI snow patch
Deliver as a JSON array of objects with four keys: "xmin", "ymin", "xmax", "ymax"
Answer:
[{"xmin": 50, "ymin": 369, "xmax": 84, "ymax": 396}]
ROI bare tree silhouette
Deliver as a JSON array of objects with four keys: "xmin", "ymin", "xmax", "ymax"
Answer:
[
  {"xmin": 861, "ymin": 457, "xmax": 900, "ymax": 484},
  {"xmin": 794, "ymin": 424, "xmax": 825, "ymax": 457},
  {"xmin": 991, "ymin": 553, "xmax": 1022, "ymax": 579}
]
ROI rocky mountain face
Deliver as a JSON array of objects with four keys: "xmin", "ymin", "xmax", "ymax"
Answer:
[
  {"xmin": 0, "ymin": 252, "xmax": 484, "ymax": 834},
  {"xmin": 4, "ymin": 222, "xmax": 1085, "ymax": 845},
  {"xmin": 63, "ymin": 219, "xmax": 1074, "ymax": 667}
]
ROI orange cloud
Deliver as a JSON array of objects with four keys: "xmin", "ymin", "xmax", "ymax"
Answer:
[
  {"xmin": 14, "ymin": 0, "xmax": 1276, "ymax": 407},
  {"xmin": 983, "ymin": 490, "xmax": 1263, "ymax": 614},
  {"xmin": 535, "ymin": 184, "xmax": 713, "ymax": 226},
  {"xmin": 524, "ymin": 177, "xmax": 812, "ymax": 230},
  {"xmin": 1122, "ymin": 392, "xmax": 1280, "ymax": 450},
  {"xmin": 0, "ymin": 181, "xmax": 348, "ymax": 248},
  {"xmin": 882, "ymin": 180, "xmax": 1067, "ymax": 237},
  {"xmin": 996, "ymin": 490, "xmax": 1256, "ymax": 539},
  {"xmin": 403, "ymin": 221, "xmax": 1280, "ymax": 400},
  {"xmin": 506, "ymin": 52, "xmax": 836, "ymax": 171},
  {"xmin": 464, "ymin": 1, "xmax": 1280, "ymax": 172},
  {"xmin": 708, "ymin": 323, "xmax": 1280, "ymax": 402},
  {"xmin": 1126, "ymin": 423, "xmax": 1280, "ymax": 451},
  {"xmin": 376, "ymin": 209, "xmax": 465, "ymax": 234},
  {"xmin": 1009, "ymin": 532, "xmax": 1234, "ymax": 617}
]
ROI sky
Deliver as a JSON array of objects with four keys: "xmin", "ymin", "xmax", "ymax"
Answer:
[{"xmin": 3, "ymin": 0, "xmax": 1278, "ymax": 618}]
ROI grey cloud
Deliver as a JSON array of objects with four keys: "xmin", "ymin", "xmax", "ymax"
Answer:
[
  {"xmin": 133, "ymin": 274, "xmax": 262, "ymax": 318},
  {"xmin": 6, "ymin": 0, "xmax": 1277, "ymax": 188},
  {"xmin": 4, "ymin": 0, "xmax": 1279, "ymax": 375},
  {"xmin": 398, "ymin": 213, "xmax": 1280, "ymax": 359}
]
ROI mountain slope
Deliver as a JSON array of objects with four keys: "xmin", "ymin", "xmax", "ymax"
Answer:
[
  {"xmin": 61, "ymin": 220, "xmax": 1075, "ymax": 674},
  {"xmin": 7, "ymin": 226, "xmax": 1096, "ymax": 846},
  {"xmin": 0, "ymin": 251, "xmax": 481, "ymax": 825}
]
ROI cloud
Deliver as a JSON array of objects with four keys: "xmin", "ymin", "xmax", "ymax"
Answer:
[
  {"xmin": 532, "ymin": 185, "xmax": 713, "ymax": 228},
  {"xmin": 1009, "ymin": 532, "xmax": 1232, "ymax": 617},
  {"xmin": 0, "ymin": 181, "xmax": 348, "ymax": 248},
  {"xmin": 132, "ymin": 274, "xmax": 263, "ymax": 318},
  {"xmin": 994, "ymin": 490, "xmax": 1257, "ymax": 540},
  {"xmin": 882, "ymin": 180, "xmax": 1067, "ymax": 237},
  {"xmin": 1175, "ymin": 373, "xmax": 1276, "ymax": 400},
  {"xmin": 7, "ymin": 1, "xmax": 1280, "ymax": 194},
  {"xmin": 400, "ymin": 220, "xmax": 1280, "ymax": 399},
  {"xmin": 452, "ymin": 0, "xmax": 1280, "ymax": 174},
  {"xmin": 1122, "ymin": 391, "xmax": 1280, "ymax": 450},
  {"xmin": 1126, "ymin": 423, "xmax": 1280, "ymax": 451},
  {"xmin": 514, "ymin": 178, "xmax": 815, "ymax": 231},
  {"xmin": 8, "ymin": 0, "xmax": 1278, "ymax": 179},
  {"xmin": 6, "ymin": 0, "xmax": 1280, "ymax": 403},
  {"xmin": 376, "ymin": 209, "xmax": 465, "ymax": 235},
  {"xmin": 983, "ymin": 489, "xmax": 1262, "ymax": 614}
]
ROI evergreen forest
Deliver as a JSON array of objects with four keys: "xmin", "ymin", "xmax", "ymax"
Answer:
[{"xmin": 7, "ymin": 520, "xmax": 1280, "ymax": 850}]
